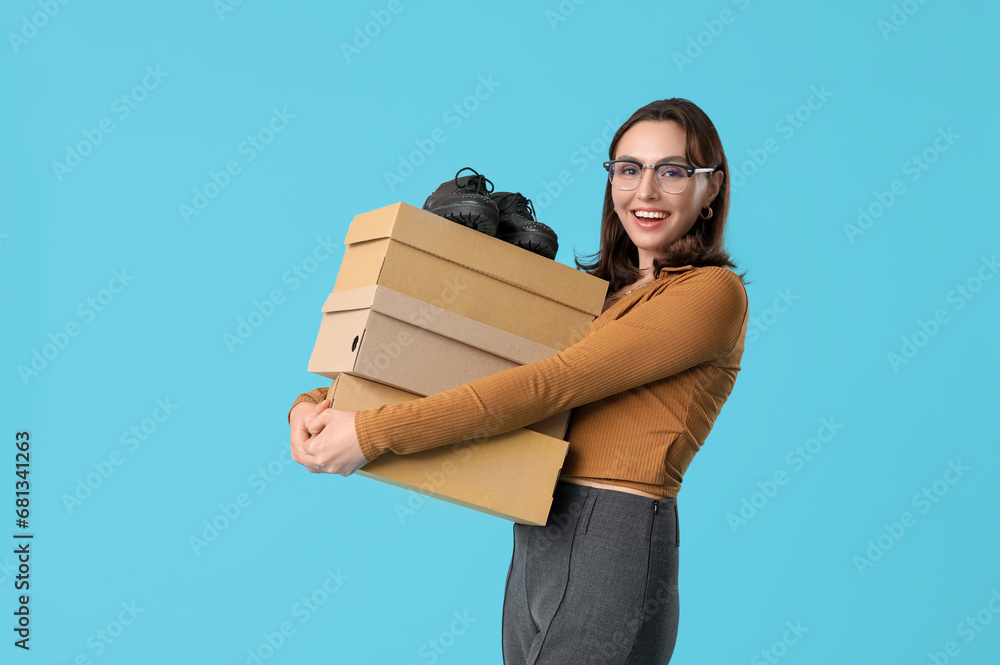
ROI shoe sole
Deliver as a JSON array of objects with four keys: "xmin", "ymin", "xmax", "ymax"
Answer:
[
  {"xmin": 427, "ymin": 202, "xmax": 499, "ymax": 236},
  {"xmin": 497, "ymin": 232, "xmax": 558, "ymax": 260}
]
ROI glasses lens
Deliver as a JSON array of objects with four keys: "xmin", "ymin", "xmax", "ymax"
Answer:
[
  {"xmin": 609, "ymin": 162, "xmax": 641, "ymax": 190},
  {"xmin": 655, "ymin": 165, "xmax": 689, "ymax": 193}
]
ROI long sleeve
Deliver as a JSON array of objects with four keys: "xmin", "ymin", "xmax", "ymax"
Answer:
[
  {"xmin": 353, "ymin": 266, "xmax": 748, "ymax": 463},
  {"xmin": 287, "ymin": 386, "xmax": 329, "ymax": 423}
]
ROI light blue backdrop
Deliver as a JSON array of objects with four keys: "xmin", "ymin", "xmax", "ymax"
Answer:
[{"xmin": 2, "ymin": 1, "xmax": 998, "ymax": 663}]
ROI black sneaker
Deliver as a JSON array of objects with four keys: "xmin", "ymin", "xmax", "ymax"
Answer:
[
  {"xmin": 491, "ymin": 192, "xmax": 559, "ymax": 260},
  {"xmin": 422, "ymin": 167, "xmax": 500, "ymax": 236}
]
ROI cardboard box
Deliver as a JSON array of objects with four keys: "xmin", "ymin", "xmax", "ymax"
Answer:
[
  {"xmin": 328, "ymin": 374, "xmax": 569, "ymax": 526},
  {"xmin": 333, "ymin": 202, "xmax": 609, "ymax": 350},
  {"xmin": 307, "ymin": 284, "xmax": 570, "ymax": 439}
]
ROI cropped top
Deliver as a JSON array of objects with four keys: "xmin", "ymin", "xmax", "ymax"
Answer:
[{"xmin": 288, "ymin": 264, "xmax": 749, "ymax": 499}]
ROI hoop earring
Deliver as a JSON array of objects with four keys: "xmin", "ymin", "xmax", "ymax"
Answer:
[{"xmin": 700, "ymin": 206, "xmax": 714, "ymax": 220}]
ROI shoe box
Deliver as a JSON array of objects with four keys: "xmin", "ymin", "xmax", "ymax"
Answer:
[
  {"xmin": 307, "ymin": 283, "xmax": 570, "ymax": 438},
  {"xmin": 306, "ymin": 201, "xmax": 608, "ymax": 523},
  {"xmin": 325, "ymin": 373, "xmax": 570, "ymax": 526},
  {"xmin": 332, "ymin": 202, "xmax": 608, "ymax": 350}
]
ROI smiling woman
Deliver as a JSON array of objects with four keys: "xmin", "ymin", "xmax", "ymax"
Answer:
[
  {"xmin": 605, "ymin": 120, "xmax": 724, "ymax": 282},
  {"xmin": 578, "ymin": 100, "xmax": 734, "ymax": 298},
  {"xmin": 288, "ymin": 98, "xmax": 748, "ymax": 664}
]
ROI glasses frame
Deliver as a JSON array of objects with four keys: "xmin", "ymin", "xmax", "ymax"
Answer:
[{"xmin": 602, "ymin": 159, "xmax": 717, "ymax": 194}]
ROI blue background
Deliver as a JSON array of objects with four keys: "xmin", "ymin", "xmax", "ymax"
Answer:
[{"xmin": 2, "ymin": 1, "xmax": 999, "ymax": 663}]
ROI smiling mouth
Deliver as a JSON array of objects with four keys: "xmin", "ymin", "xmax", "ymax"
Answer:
[{"xmin": 630, "ymin": 209, "xmax": 669, "ymax": 226}]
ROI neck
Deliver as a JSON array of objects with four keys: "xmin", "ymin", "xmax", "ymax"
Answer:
[{"xmin": 636, "ymin": 248, "xmax": 664, "ymax": 279}]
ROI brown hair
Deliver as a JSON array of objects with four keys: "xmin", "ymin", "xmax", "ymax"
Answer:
[{"xmin": 575, "ymin": 98, "xmax": 748, "ymax": 293}]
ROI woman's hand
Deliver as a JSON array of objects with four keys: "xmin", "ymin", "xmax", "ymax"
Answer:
[
  {"xmin": 289, "ymin": 399, "xmax": 367, "ymax": 476},
  {"xmin": 289, "ymin": 399, "xmax": 328, "ymax": 472}
]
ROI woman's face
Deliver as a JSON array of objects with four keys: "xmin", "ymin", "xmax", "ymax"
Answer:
[{"xmin": 610, "ymin": 120, "xmax": 723, "ymax": 268}]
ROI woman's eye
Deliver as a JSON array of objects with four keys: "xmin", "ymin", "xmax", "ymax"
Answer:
[
  {"xmin": 660, "ymin": 166, "xmax": 686, "ymax": 178},
  {"xmin": 619, "ymin": 165, "xmax": 639, "ymax": 176}
]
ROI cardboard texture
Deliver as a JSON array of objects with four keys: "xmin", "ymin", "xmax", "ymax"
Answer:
[
  {"xmin": 328, "ymin": 374, "xmax": 569, "ymax": 526},
  {"xmin": 307, "ymin": 284, "xmax": 570, "ymax": 439},
  {"xmin": 333, "ymin": 202, "xmax": 609, "ymax": 350}
]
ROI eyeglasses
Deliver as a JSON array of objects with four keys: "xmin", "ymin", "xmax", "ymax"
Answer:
[{"xmin": 603, "ymin": 160, "xmax": 716, "ymax": 194}]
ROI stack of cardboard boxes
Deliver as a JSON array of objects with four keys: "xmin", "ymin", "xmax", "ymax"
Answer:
[{"xmin": 307, "ymin": 202, "xmax": 608, "ymax": 525}]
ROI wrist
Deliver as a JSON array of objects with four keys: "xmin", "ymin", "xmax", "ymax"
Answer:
[{"xmin": 288, "ymin": 398, "xmax": 319, "ymax": 424}]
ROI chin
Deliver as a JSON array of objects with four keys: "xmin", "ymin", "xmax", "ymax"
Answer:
[{"xmin": 627, "ymin": 231, "xmax": 681, "ymax": 253}]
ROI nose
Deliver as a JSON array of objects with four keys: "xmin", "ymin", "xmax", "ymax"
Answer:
[{"xmin": 636, "ymin": 167, "xmax": 661, "ymax": 200}]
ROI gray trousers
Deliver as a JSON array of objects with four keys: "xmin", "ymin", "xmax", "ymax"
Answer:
[{"xmin": 502, "ymin": 480, "xmax": 680, "ymax": 664}]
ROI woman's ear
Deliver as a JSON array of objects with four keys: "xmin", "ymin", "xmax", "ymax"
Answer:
[{"xmin": 706, "ymin": 170, "xmax": 724, "ymax": 204}]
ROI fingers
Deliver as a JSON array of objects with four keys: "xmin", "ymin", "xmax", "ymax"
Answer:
[
  {"xmin": 303, "ymin": 399, "xmax": 329, "ymax": 423},
  {"xmin": 290, "ymin": 414, "xmax": 319, "ymax": 470},
  {"xmin": 290, "ymin": 399, "xmax": 332, "ymax": 474},
  {"xmin": 290, "ymin": 424, "xmax": 309, "ymax": 459},
  {"xmin": 306, "ymin": 409, "xmax": 338, "ymax": 436},
  {"xmin": 290, "ymin": 399, "xmax": 318, "ymax": 424},
  {"xmin": 290, "ymin": 404, "xmax": 357, "ymax": 477},
  {"xmin": 304, "ymin": 399, "xmax": 332, "ymax": 432}
]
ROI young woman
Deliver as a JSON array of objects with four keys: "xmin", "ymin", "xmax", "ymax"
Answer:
[{"xmin": 288, "ymin": 98, "xmax": 749, "ymax": 664}]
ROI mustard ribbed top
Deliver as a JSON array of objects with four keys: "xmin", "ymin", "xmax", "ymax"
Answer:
[{"xmin": 289, "ymin": 264, "xmax": 749, "ymax": 499}]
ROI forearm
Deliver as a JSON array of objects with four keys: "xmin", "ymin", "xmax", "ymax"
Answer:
[{"xmin": 355, "ymin": 267, "xmax": 747, "ymax": 461}]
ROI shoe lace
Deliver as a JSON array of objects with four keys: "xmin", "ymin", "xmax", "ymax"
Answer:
[
  {"xmin": 453, "ymin": 167, "xmax": 494, "ymax": 196},
  {"xmin": 496, "ymin": 192, "xmax": 536, "ymax": 221}
]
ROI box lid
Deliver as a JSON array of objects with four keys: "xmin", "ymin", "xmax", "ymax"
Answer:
[
  {"xmin": 343, "ymin": 202, "xmax": 608, "ymax": 317},
  {"xmin": 319, "ymin": 285, "xmax": 559, "ymax": 366}
]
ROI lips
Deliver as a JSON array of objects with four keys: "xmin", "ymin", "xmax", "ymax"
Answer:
[{"xmin": 630, "ymin": 209, "xmax": 669, "ymax": 229}]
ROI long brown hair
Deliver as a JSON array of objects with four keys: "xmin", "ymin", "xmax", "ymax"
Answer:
[{"xmin": 576, "ymin": 98, "xmax": 747, "ymax": 293}]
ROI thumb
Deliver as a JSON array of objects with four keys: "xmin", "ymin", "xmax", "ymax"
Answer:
[{"xmin": 304, "ymin": 399, "xmax": 330, "ymax": 426}]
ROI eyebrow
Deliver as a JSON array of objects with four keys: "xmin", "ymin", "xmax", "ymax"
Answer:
[{"xmin": 616, "ymin": 154, "xmax": 691, "ymax": 164}]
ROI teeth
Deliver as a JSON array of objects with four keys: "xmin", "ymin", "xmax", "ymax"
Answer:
[{"xmin": 634, "ymin": 210, "xmax": 667, "ymax": 219}]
